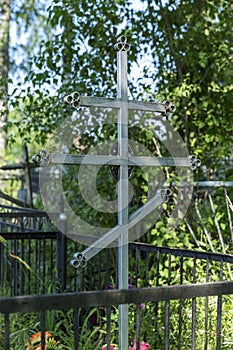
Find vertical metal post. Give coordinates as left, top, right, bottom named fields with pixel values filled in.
left=117, top=47, right=129, bottom=349
left=56, top=215, right=67, bottom=292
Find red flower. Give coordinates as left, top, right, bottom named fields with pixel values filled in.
left=24, top=332, right=56, bottom=350
left=102, top=341, right=150, bottom=350
left=129, top=340, right=150, bottom=349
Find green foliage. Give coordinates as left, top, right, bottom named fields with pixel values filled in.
left=8, top=0, right=233, bottom=161
left=5, top=0, right=233, bottom=251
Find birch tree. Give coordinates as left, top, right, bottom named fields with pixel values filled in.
left=0, top=0, right=10, bottom=160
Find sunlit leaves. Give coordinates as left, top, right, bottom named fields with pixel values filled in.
left=8, top=0, right=233, bottom=168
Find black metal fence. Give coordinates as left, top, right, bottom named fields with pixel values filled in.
left=1, top=281, right=233, bottom=350
left=1, top=205, right=233, bottom=349
left=2, top=224, right=233, bottom=297
left=0, top=205, right=67, bottom=295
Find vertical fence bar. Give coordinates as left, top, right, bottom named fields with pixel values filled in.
left=178, top=255, right=183, bottom=350
left=9, top=239, right=13, bottom=296
left=145, top=249, right=149, bottom=286
left=40, top=311, right=46, bottom=350
left=135, top=247, right=140, bottom=350
left=164, top=254, right=171, bottom=350
left=28, top=234, right=32, bottom=294
left=216, top=294, right=223, bottom=349
left=136, top=304, right=141, bottom=350
left=50, top=238, right=54, bottom=291
left=216, top=259, right=223, bottom=350
left=56, top=214, right=67, bottom=292
left=42, top=236, right=46, bottom=293
left=81, top=263, right=85, bottom=291
left=73, top=308, right=79, bottom=350
left=36, top=239, right=40, bottom=293
left=117, top=41, right=129, bottom=350
left=0, top=240, right=3, bottom=294
left=106, top=248, right=110, bottom=290
left=106, top=306, right=111, bottom=349
left=98, top=252, right=101, bottom=290
left=13, top=235, right=18, bottom=296
left=191, top=257, right=197, bottom=350
left=155, top=250, right=160, bottom=348
left=204, top=258, right=209, bottom=350
left=135, top=246, right=139, bottom=286
left=156, top=250, right=160, bottom=286
left=73, top=243, right=77, bottom=292
left=4, top=313, right=10, bottom=350
left=90, top=259, right=93, bottom=290
left=39, top=239, right=42, bottom=292
left=20, top=238, right=25, bottom=295
left=58, top=231, right=67, bottom=291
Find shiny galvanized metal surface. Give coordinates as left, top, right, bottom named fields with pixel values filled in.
left=30, top=36, right=201, bottom=350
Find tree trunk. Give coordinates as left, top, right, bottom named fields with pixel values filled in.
left=0, top=0, right=10, bottom=160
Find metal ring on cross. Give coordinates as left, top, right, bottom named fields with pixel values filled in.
left=32, top=150, right=50, bottom=167
left=114, top=35, right=130, bottom=52
left=64, top=91, right=81, bottom=110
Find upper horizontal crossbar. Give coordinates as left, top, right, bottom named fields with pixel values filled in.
left=75, top=96, right=166, bottom=113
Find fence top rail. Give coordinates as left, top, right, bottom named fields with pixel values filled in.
left=0, top=211, right=58, bottom=219
left=0, top=204, right=42, bottom=212
left=0, top=232, right=58, bottom=239
left=129, top=242, right=233, bottom=264
left=1, top=281, right=233, bottom=314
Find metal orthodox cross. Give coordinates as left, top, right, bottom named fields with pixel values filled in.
left=33, top=36, right=200, bottom=350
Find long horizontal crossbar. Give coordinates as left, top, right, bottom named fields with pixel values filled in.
left=50, top=154, right=194, bottom=167
left=71, top=189, right=169, bottom=266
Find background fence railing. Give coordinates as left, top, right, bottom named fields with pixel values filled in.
left=0, top=205, right=67, bottom=295
left=1, top=205, right=233, bottom=297
left=2, top=232, right=233, bottom=296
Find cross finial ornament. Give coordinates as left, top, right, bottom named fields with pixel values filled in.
left=114, top=35, right=131, bottom=51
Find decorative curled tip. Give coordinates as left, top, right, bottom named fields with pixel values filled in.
left=64, top=91, right=80, bottom=110
left=114, top=35, right=130, bottom=52
left=188, top=155, right=201, bottom=170
left=71, top=252, right=87, bottom=268
left=163, top=100, right=176, bottom=116
left=32, top=150, right=50, bottom=167
left=159, top=188, right=172, bottom=203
